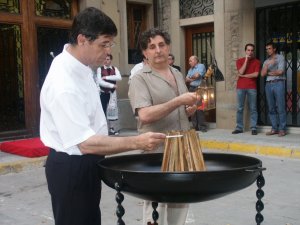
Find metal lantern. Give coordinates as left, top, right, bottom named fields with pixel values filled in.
left=196, top=67, right=216, bottom=111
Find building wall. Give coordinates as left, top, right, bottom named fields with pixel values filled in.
left=215, top=0, right=256, bottom=129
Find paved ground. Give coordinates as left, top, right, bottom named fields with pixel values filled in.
left=0, top=128, right=299, bottom=224
left=0, top=128, right=299, bottom=175
left=0, top=151, right=299, bottom=225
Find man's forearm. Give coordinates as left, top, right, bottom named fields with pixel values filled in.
left=268, top=70, right=284, bottom=76
left=137, top=98, right=181, bottom=124
left=79, top=135, right=140, bottom=155
left=238, top=59, right=248, bottom=75
left=79, top=133, right=165, bottom=155
left=138, top=101, right=179, bottom=124
left=261, top=65, right=268, bottom=77
left=242, top=72, right=259, bottom=78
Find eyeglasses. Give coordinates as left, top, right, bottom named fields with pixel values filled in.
left=100, top=42, right=116, bottom=49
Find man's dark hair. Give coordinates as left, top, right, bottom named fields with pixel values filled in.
left=265, top=41, right=277, bottom=50
left=106, top=54, right=113, bottom=60
left=244, top=43, right=255, bottom=51
left=139, top=28, right=171, bottom=50
left=69, top=7, right=117, bottom=44
left=169, top=53, right=175, bottom=60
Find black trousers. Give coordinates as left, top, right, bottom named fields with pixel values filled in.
left=188, top=86, right=206, bottom=130
left=45, top=149, right=104, bottom=225
left=100, top=92, right=111, bottom=116
left=192, top=110, right=206, bottom=130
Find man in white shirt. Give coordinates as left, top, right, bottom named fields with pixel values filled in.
left=129, top=55, right=148, bottom=82
left=40, top=7, right=165, bottom=225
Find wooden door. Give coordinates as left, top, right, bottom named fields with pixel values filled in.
left=185, top=23, right=216, bottom=122
left=127, top=3, right=148, bottom=64
left=0, top=1, right=78, bottom=141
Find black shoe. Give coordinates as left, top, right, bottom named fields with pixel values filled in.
left=200, top=127, right=207, bottom=132
left=251, top=130, right=258, bottom=135
left=232, top=129, right=243, bottom=134
left=109, top=128, right=116, bottom=135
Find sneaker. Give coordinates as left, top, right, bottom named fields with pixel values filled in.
left=278, top=131, right=286, bottom=137
left=266, top=130, right=278, bottom=136
left=251, top=130, right=258, bottom=135
left=232, top=129, right=243, bottom=134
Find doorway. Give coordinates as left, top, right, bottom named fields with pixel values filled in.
left=256, top=2, right=300, bottom=128
left=185, top=23, right=216, bottom=122
left=0, top=1, right=78, bottom=141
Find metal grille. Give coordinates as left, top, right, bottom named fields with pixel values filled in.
left=191, top=31, right=215, bottom=85
left=0, top=0, right=19, bottom=13
left=0, top=24, right=24, bottom=131
left=256, top=2, right=300, bottom=127
left=35, top=0, right=72, bottom=19
left=180, top=0, right=214, bottom=19
left=192, top=32, right=214, bottom=69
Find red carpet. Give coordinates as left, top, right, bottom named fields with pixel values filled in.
left=0, top=138, right=49, bottom=158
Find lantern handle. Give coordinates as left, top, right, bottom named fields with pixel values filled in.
left=207, top=40, right=224, bottom=82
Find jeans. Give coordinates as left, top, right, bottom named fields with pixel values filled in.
left=265, top=81, right=287, bottom=131
left=235, top=89, right=257, bottom=131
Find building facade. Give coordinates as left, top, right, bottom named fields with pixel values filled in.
left=0, top=0, right=299, bottom=141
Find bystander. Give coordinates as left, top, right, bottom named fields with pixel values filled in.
left=232, top=43, right=260, bottom=135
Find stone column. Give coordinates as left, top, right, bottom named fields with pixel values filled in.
left=214, top=0, right=255, bottom=130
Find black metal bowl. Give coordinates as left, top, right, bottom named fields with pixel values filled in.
left=98, top=152, right=264, bottom=203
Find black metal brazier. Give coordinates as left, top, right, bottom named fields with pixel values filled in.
left=98, top=152, right=265, bottom=224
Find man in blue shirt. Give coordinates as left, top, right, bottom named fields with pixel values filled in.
left=261, top=42, right=287, bottom=137
left=186, top=55, right=207, bottom=132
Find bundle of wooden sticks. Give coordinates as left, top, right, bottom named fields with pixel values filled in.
left=161, top=129, right=206, bottom=172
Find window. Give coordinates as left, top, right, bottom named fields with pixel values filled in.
left=127, top=3, right=147, bottom=64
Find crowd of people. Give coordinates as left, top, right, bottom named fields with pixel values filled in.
left=39, top=6, right=288, bottom=225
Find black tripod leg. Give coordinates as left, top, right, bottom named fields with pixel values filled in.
left=115, top=182, right=125, bottom=225
left=147, top=202, right=159, bottom=225
left=255, top=172, right=265, bottom=225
